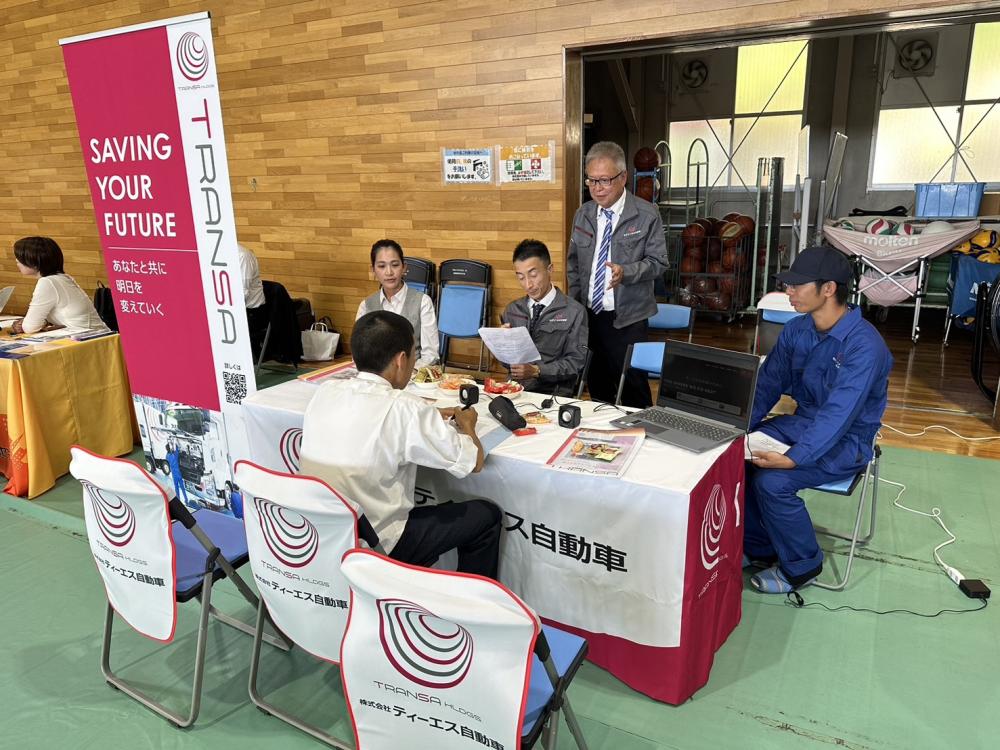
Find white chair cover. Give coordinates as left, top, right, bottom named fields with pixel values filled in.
left=235, top=460, right=358, bottom=663
left=70, top=446, right=177, bottom=642
left=340, top=549, right=539, bottom=750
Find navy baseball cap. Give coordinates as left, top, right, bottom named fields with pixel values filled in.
left=775, top=245, right=852, bottom=285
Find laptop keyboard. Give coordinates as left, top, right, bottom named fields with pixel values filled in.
left=636, top=409, right=734, bottom=441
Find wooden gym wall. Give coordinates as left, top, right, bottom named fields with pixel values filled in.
left=0, top=0, right=986, bottom=352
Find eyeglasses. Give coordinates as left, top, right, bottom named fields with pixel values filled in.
left=584, top=170, right=624, bottom=188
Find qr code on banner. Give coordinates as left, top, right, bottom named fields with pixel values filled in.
left=223, top=371, right=247, bottom=404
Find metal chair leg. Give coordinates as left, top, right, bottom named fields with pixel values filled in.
left=813, top=454, right=879, bottom=591
left=247, top=600, right=353, bottom=748
left=101, top=570, right=216, bottom=727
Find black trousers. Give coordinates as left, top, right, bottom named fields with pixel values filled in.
left=586, top=311, right=652, bottom=408
left=389, top=499, right=502, bottom=580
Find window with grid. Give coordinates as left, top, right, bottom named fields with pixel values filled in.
left=668, top=40, right=807, bottom=190
left=871, top=22, right=1000, bottom=188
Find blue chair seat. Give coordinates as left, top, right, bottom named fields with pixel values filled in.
left=649, top=303, right=691, bottom=331
left=173, top=511, right=249, bottom=602
left=814, top=472, right=863, bottom=496
left=521, top=625, right=587, bottom=740
left=761, top=309, right=802, bottom=324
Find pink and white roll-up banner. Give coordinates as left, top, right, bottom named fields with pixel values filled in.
left=60, top=13, right=255, bottom=515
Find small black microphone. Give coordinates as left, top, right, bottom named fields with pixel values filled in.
left=488, top=395, right=526, bottom=431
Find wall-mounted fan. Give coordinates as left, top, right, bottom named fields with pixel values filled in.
left=893, top=33, right=937, bottom=77
left=680, top=59, right=708, bottom=89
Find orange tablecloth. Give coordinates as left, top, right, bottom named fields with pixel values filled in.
left=0, top=334, right=137, bottom=498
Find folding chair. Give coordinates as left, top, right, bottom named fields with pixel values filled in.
left=235, top=460, right=380, bottom=747
left=69, top=446, right=288, bottom=728
left=340, top=550, right=589, bottom=750
left=649, top=303, right=695, bottom=342
left=808, top=444, right=881, bottom=591
left=437, top=259, right=491, bottom=371
left=753, top=291, right=803, bottom=355
left=615, top=342, right=664, bottom=406
left=256, top=280, right=303, bottom=376
left=404, top=257, right=437, bottom=302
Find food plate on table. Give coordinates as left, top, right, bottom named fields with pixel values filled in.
left=411, top=365, right=444, bottom=390
left=437, top=375, right=476, bottom=394
left=523, top=411, right=551, bottom=425
left=484, top=378, right=524, bottom=399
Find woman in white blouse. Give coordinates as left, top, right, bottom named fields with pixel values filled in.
left=11, top=236, right=108, bottom=335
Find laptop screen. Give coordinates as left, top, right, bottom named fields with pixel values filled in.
left=656, top=341, right=760, bottom=430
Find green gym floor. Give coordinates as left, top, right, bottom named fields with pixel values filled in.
left=0, top=362, right=996, bottom=748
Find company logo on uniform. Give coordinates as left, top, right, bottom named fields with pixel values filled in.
left=176, top=32, right=209, bottom=81
left=378, top=599, right=474, bottom=689
left=279, top=428, right=302, bottom=473
left=255, top=498, right=318, bottom=568
left=83, top=481, right=136, bottom=547
left=700, top=484, right=727, bottom=570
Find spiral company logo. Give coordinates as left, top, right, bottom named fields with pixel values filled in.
left=83, top=481, right=136, bottom=547
left=378, top=599, right=474, bottom=689
left=175, top=32, right=209, bottom=81
left=255, top=498, right=319, bottom=568
left=700, top=484, right=727, bottom=571
left=279, top=428, right=302, bottom=473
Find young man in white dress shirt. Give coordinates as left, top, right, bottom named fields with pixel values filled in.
left=300, top=310, right=502, bottom=579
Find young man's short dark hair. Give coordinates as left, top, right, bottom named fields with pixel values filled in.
left=352, top=310, right=414, bottom=373
left=13, top=236, right=65, bottom=276
left=815, top=280, right=850, bottom=306
left=370, top=239, right=404, bottom=266
left=512, top=239, right=551, bottom=266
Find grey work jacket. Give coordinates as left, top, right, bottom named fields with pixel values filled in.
left=566, top=192, right=668, bottom=329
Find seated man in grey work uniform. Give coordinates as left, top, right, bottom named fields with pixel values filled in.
left=500, top=239, right=588, bottom=396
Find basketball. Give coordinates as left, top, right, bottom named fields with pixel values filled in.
left=708, top=260, right=723, bottom=274
left=683, top=242, right=705, bottom=260
left=865, top=218, right=897, bottom=235
left=719, top=275, right=736, bottom=295
left=969, top=230, right=999, bottom=250
left=680, top=255, right=702, bottom=274
left=719, top=221, right=743, bottom=241
left=921, top=220, right=954, bottom=235
left=722, top=246, right=741, bottom=270
left=735, top=215, right=756, bottom=236
left=706, top=238, right=722, bottom=263
left=635, top=176, right=656, bottom=202
left=682, top=222, right=706, bottom=241
left=703, top=216, right=722, bottom=235
left=677, top=287, right=699, bottom=307
left=894, top=222, right=915, bottom=236
left=691, top=275, right=717, bottom=294
left=722, top=212, right=741, bottom=222
left=633, top=147, right=660, bottom=171
left=693, top=218, right=714, bottom=235
left=705, top=292, right=732, bottom=311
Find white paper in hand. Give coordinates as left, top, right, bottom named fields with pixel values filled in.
left=745, top=431, right=791, bottom=460
left=478, top=326, right=541, bottom=365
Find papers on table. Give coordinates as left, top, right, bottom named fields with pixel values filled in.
left=478, top=326, right=541, bottom=365
left=299, top=360, right=358, bottom=384
left=545, top=427, right=645, bottom=478
left=744, top=431, right=791, bottom=460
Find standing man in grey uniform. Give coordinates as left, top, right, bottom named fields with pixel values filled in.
left=500, top=239, right=587, bottom=396
left=567, top=141, right=668, bottom=407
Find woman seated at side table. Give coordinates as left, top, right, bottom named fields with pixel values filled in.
left=355, top=238, right=439, bottom=369
left=10, top=236, right=108, bottom=335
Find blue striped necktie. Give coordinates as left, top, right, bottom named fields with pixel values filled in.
left=592, top=207, right=614, bottom=312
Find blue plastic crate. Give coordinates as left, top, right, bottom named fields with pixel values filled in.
left=914, top=182, right=985, bottom=218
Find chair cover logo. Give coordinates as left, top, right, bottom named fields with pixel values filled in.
left=378, top=599, right=474, bottom=689
left=700, top=484, right=727, bottom=570
left=279, top=428, right=302, bottom=473
left=175, top=31, right=208, bottom=81
left=83, top=481, right=136, bottom=547
left=254, top=497, right=319, bottom=568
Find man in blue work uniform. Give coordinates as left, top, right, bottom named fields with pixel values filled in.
left=165, top=442, right=192, bottom=508
left=745, top=246, right=892, bottom=594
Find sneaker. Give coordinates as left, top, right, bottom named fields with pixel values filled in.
left=749, top=565, right=816, bottom=594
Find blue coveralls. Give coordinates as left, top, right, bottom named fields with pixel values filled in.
left=745, top=305, right=892, bottom=585
left=166, top=449, right=190, bottom=505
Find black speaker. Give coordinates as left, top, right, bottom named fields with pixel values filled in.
left=558, top=404, right=581, bottom=428
left=488, top=395, right=526, bottom=431
left=459, top=383, right=479, bottom=408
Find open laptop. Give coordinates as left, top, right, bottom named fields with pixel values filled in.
left=0, top=286, right=16, bottom=327
left=610, top=340, right=760, bottom=453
